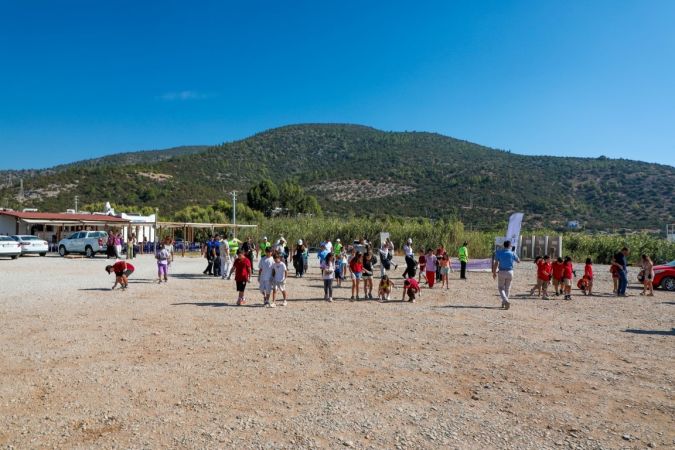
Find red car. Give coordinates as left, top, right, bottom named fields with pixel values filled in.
left=639, top=260, right=675, bottom=291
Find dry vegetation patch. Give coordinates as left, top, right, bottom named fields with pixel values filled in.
left=309, top=179, right=416, bottom=202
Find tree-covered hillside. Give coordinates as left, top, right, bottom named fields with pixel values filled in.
left=1, top=124, right=673, bottom=231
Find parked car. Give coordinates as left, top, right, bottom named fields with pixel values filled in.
left=0, top=236, right=22, bottom=259
left=651, top=260, right=675, bottom=291
left=11, top=235, right=49, bottom=256
left=57, top=231, right=108, bottom=258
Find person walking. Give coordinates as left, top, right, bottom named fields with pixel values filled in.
left=127, top=233, right=136, bottom=259
left=640, top=254, right=655, bottom=296
left=321, top=252, right=336, bottom=302
left=202, top=236, right=215, bottom=275
left=614, top=247, right=630, bottom=297
left=402, top=238, right=416, bottom=279
left=458, top=241, right=468, bottom=280
left=220, top=237, right=231, bottom=280
left=492, top=240, right=520, bottom=309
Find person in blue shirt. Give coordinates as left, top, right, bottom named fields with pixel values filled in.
left=492, top=240, right=520, bottom=309
left=211, top=234, right=222, bottom=277
left=202, top=236, right=216, bottom=275
left=614, top=247, right=630, bottom=296
left=317, top=243, right=329, bottom=265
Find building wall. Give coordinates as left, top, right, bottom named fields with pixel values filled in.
left=0, top=215, right=17, bottom=235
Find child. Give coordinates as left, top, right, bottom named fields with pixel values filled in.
left=320, top=252, right=336, bottom=302
left=105, top=260, right=135, bottom=290
left=640, top=254, right=655, bottom=296
left=378, top=274, right=395, bottom=301
left=272, top=252, right=288, bottom=306
left=551, top=257, right=564, bottom=296
left=609, top=256, right=620, bottom=294
left=258, top=247, right=275, bottom=307
left=532, top=255, right=552, bottom=299
left=335, top=251, right=344, bottom=287
left=229, top=250, right=252, bottom=305
left=155, top=244, right=171, bottom=283
left=529, top=256, right=543, bottom=297
left=562, top=256, right=574, bottom=300
left=417, top=249, right=426, bottom=284
left=440, top=254, right=450, bottom=290
left=424, top=248, right=438, bottom=289
left=402, top=277, right=421, bottom=302
left=583, top=258, right=594, bottom=296
left=349, top=252, right=363, bottom=301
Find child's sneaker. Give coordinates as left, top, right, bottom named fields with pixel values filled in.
left=328, top=297, right=333, bottom=302
left=269, top=302, right=277, bottom=308
left=282, top=300, right=288, bottom=306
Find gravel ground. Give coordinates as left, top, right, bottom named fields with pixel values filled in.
left=0, top=254, right=673, bottom=449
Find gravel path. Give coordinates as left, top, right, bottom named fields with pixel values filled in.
left=1, top=254, right=673, bottom=449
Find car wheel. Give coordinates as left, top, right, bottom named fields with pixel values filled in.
left=661, top=277, right=675, bottom=292
left=11, top=255, right=18, bottom=259
left=39, top=253, right=46, bottom=256
left=58, top=245, right=67, bottom=257
left=85, top=246, right=94, bottom=258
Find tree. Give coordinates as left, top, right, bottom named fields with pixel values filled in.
left=246, top=179, right=279, bottom=216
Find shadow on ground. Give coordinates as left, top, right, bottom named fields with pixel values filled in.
left=623, top=328, right=675, bottom=336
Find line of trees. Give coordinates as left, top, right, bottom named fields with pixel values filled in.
left=246, top=179, right=322, bottom=217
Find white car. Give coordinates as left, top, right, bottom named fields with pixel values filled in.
left=0, top=236, right=22, bottom=259
left=58, top=230, right=108, bottom=257
left=11, top=235, right=49, bottom=256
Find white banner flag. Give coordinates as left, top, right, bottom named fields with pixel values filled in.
left=505, top=213, right=524, bottom=247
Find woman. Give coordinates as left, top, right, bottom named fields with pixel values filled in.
left=641, top=254, right=655, bottom=296
left=362, top=251, right=376, bottom=299
left=114, top=232, right=123, bottom=259
left=293, top=240, right=306, bottom=277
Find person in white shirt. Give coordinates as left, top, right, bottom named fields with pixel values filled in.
left=320, top=252, right=336, bottom=302
left=220, top=237, right=231, bottom=280
left=271, top=253, right=288, bottom=306
left=258, top=247, right=275, bottom=307
left=324, top=239, right=333, bottom=254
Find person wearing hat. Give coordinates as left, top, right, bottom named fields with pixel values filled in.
left=334, top=238, right=343, bottom=256
left=402, top=238, right=417, bottom=279
left=258, top=236, right=270, bottom=259
left=293, top=239, right=307, bottom=277
left=458, top=241, right=469, bottom=280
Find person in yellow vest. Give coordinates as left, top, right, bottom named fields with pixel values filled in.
left=458, top=241, right=469, bottom=280
left=258, top=236, right=271, bottom=259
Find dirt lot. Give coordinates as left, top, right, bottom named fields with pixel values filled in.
left=0, top=254, right=673, bottom=449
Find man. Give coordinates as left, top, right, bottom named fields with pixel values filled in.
left=458, top=241, right=469, bottom=280
left=106, top=260, right=135, bottom=290
left=324, top=238, right=333, bottom=254
left=492, top=240, right=520, bottom=309
left=402, top=238, right=416, bottom=279
left=211, top=234, right=222, bottom=277
left=241, top=236, right=255, bottom=269
left=333, top=238, right=343, bottom=256
left=202, top=235, right=215, bottom=275
left=258, top=236, right=270, bottom=259
left=615, top=247, right=630, bottom=297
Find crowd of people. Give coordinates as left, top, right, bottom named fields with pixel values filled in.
left=103, top=233, right=657, bottom=309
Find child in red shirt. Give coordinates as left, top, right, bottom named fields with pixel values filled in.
left=562, top=256, right=574, bottom=300
left=417, top=250, right=426, bottom=284
left=583, top=258, right=594, bottom=296
left=551, top=257, right=565, bottom=296
left=530, top=255, right=552, bottom=299
left=402, top=277, right=421, bottom=302
left=609, top=256, right=619, bottom=294
left=229, top=250, right=252, bottom=305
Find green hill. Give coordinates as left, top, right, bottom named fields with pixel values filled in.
left=1, top=124, right=673, bottom=231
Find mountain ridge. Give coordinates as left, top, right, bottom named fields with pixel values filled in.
left=1, top=123, right=673, bottom=231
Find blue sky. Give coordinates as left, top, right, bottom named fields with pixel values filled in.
left=1, top=0, right=674, bottom=169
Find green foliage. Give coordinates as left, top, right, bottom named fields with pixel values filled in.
left=246, top=179, right=279, bottom=215
left=563, top=233, right=675, bottom=265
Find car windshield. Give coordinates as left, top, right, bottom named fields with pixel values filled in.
left=0, top=236, right=13, bottom=241
left=665, top=260, right=675, bottom=267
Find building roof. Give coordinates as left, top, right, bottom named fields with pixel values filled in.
left=0, top=210, right=129, bottom=223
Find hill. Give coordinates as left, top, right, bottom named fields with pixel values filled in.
left=1, top=124, right=673, bottom=231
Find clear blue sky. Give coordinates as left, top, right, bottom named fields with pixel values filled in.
left=1, top=0, right=674, bottom=169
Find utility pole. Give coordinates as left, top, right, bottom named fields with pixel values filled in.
left=74, top=195, right=79, bottom=213
left=19, top=178, right=24, bottom=202
left=230, top=191, right=237, bottom=239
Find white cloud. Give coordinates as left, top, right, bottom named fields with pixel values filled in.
left=158, top=90, right=211, bottom=101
